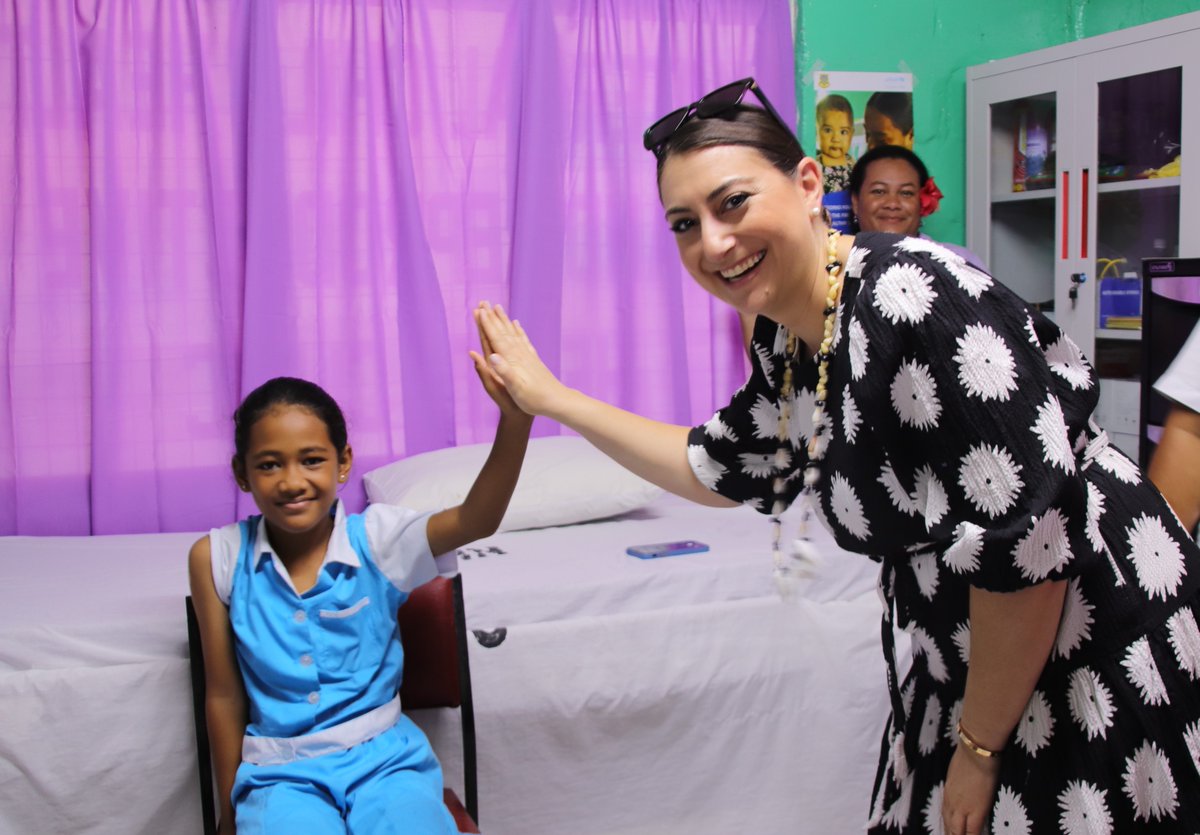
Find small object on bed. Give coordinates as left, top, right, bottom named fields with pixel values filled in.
left=625, top=540, right=710, bottom=559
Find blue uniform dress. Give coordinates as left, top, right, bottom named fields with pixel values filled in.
left=209, top=501, right=459, bottom=835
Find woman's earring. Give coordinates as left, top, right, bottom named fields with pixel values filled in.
left=811, top=205, right=821, bottom=217
left=338, top=474, right=346, bottom=482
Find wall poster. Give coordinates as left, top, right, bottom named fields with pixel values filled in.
left=813, top=71, right=914, bottom=232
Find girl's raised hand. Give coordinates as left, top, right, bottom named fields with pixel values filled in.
left=473, top=302, right=568, bottom=418
left=469, top=308, right=527, bottom=419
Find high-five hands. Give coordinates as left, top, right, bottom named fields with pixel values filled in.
left=473, top=302, right=569, bottom=418
left=469, top=305, right=528, bottom=421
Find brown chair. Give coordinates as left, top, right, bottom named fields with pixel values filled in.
left=185, top=574, right=480, bottom=833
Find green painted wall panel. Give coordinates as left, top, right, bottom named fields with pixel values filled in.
left=794, top=0, right=1200, bottom=246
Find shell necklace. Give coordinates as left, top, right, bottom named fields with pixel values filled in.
left=771, top=227, right=843, bottom=598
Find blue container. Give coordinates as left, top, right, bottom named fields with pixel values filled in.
left=1098, top=276, right=1142, bottom=327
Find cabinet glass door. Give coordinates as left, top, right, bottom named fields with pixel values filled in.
left=966, top=68, right=1074, bottom=320
left=1079, top=31, right=1196, bottom=460
left=1094, top=66, right=1182, bottom=338
left=988, top=94, right=1059, bottom=311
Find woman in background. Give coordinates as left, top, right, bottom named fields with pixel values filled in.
left=849, top=144, right=985, bottom=272
left=475, top=78, right=1200, bottom=834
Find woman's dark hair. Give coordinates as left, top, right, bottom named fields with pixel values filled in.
left=864, top=92, right=914, bottom=136
left=233, top=376, right=348, bottom=464
left=848, top=144, right=929, bottom=197
left=655, top=104, right=805, bottom=184
left=847, top=145, right=929, bottom=234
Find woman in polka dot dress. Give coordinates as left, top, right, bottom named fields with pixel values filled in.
left=475, top=86, right=1200, bottom=834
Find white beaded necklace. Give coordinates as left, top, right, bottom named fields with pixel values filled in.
left=771, top=226, right=843, bottom=598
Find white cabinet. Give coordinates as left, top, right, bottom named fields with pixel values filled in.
left=967, top=12, right=1200, bottom=458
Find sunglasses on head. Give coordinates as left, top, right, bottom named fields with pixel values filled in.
left=642, top=77, right=793, bottom=158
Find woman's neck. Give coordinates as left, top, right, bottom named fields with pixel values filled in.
left=780, top=229, right=854, bottom=358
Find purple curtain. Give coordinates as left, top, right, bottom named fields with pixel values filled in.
left=0, top=0, right=796, bottom=535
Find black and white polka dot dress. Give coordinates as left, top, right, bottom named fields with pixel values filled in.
left=688, top=232, right=1200, bottom=832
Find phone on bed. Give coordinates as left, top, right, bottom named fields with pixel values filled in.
left=625, top=540, right=710, bottom=559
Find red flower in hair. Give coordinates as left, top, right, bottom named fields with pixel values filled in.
left=920, top=177, right=944, bottom=217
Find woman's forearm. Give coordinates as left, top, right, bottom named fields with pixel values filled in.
left=958, top=580, right=1066, bottom=751
left=547, top=387, right=736, bottom=507
left=474, top=302, right=734, bottom=508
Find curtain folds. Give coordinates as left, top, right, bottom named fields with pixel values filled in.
left=0, top=0, right=796, bottom=534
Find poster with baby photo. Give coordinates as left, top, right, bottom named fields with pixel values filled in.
left=814, top=71, right=913, bottom=232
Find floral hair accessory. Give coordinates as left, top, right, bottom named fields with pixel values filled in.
left=919, top=177, right=943, bottom=217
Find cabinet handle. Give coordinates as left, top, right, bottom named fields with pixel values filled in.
left=1061, top=170, right=1070, bottom=260
left=1080, top=168, right=1089, bottom=259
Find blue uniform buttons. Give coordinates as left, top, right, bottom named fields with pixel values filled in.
left=300, top=654, right=313, bottom=667
left=307, top=691, right=320, bottom=705
left=294, top=610, right=306, bottom=623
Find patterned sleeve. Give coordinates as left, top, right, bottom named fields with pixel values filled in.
left=686, top=314, right=807, bottom=513
left=848, top=237, right=1103, bottom=591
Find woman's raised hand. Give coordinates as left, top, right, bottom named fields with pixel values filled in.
left=469, top=305, right=527, bottom=419
left=473, top=302, right=569, bottom=418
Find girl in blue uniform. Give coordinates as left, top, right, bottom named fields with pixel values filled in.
left=189, top=320, right=531, bottom=834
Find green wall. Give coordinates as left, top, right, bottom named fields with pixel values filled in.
left=794, top=0, right=1200, bottom=245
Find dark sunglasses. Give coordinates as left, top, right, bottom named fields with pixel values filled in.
left=642, top=77, right=793, bottom=158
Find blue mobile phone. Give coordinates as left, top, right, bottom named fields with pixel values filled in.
left=625, top=540, right=710, bottom=559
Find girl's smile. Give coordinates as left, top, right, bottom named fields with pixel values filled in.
left=237, top=404, right=352, bottom=545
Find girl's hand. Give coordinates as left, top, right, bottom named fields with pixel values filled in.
left=942, top=745, right=1000, bottom=835
left=473, top=302, right=570, bottom=418
left=469, top=308, right=527, bottom=420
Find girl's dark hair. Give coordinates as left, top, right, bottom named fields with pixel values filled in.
left=655, top=104, right=805, bottom=184
left=233, top=376, right=348, bottom=464
left=864, top=92, right=914, bottom=136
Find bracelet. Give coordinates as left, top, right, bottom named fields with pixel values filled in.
left=956, top=720, right=1003, bottom=758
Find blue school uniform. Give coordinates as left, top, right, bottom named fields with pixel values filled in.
left=209, top=501, right=459, bottom=834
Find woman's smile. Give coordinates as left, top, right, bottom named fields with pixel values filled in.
left=659, top=145, right=820, bottom=329
left=720, top=250, right=766, bottom=283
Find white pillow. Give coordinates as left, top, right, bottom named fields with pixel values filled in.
left=362, top=435, right=664, bottom=532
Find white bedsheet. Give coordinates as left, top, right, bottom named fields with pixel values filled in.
left=460, top=493, right=880, bottom=629
left=457, top=593, right=894, bottom=835
left=0, top=497, right=900, bottom=835
left=0, top=531, right=202, bottom=835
